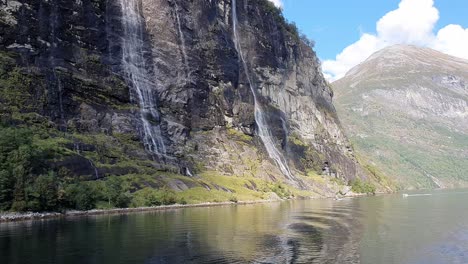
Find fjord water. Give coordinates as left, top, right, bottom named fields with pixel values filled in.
left=2, top=189, right=468, bottom=264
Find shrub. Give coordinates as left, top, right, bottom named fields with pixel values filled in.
left=0, top=67, right=34, bottom=114
left=270, top=183, right=291, bottom=199
left=102, top=177, right=131, bottom=208
left=179, top=198, right=187, bottom=205
left=0, top=125, right=50, bottom=211
left=300, top=34, right=315, bottom=49
left=229, top=195, right=238, bottom=203
left=143, top=188, right=162, bottom=207
left=350, top=179, right=376, bottom=194
left=227, top=128, right=252, bottom=142
left=131, top=187, right=178, bottom=207
left=159, top=187, right=177, bottom=205
left=28, top=172, right=58, bottom=211
left=65, top=183, right=97, bottom=210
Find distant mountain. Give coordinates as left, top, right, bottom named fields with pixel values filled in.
left=333, top=45, right=468, bottom=189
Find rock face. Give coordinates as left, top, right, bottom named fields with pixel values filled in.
left=0, top=0, right=368, bottom=197
left=333, top=45, right=468, bottom=189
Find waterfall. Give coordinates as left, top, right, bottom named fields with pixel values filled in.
left=119, top=0, right=167, bottom=157
left=185, top=168, right=194, bottom=177
left=174, top=1, right=189, bottom=76
left=52, top=69, right=65, bottom=130
left=431, top=176, right=442, bottom=188
left=231, top=0, right=295, bottom=181
left=73, top=141, right=99, bottom=179
left=88, top=159, right=100, bottom=180
left=49, top=1, right=66, bottom=131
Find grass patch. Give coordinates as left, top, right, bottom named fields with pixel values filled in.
left=176, top=187, right=234, bottom=204
left=289, top=133, right=308, bottom=147
left=131, top=187, right=183, bottom=207
left=306, top=170, right=326, bottom=185
left=227, top=128, right=252, bottom=142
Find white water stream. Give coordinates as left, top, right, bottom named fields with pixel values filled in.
left=231, top=0, right=295, bottom=182
left=174, top=1, right=189, bottom=76
left=119, top=0, right=167, bottom=156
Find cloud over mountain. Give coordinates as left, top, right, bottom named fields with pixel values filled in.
left=322, top=0, right=468, bottom=80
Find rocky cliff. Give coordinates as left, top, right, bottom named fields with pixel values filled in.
left=0, top=0, right=375, bottom=210
left=333, top=45, right=468, bottom=189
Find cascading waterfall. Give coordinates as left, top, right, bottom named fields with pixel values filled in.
left=119, top=0, right=167, bottom=157
left=231, top=0, right=296, bottom=182
left=49, top=1, right=66, bottom=131
left=53, top=69, right=65, bottom=129
left=73, top=142, right=100, bottom=179
left=174, top=1, right=189, bottom=76
left=88, top=160, right=100, bottom=180
left=185, top=168, right=194, bottom=177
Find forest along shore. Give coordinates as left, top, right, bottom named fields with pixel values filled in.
left=0, top=191, right=371, bottom=223
left=0, top=200, right=281, bottom=223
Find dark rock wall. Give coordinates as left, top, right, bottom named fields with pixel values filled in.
left=0, top=0, right=367, bottom=188
left=141, top=0, right=363, bottom=180
left=0, top=0, right=132, bottom=133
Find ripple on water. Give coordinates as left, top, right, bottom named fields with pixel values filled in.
left=3, top=190, right=468, bottom=264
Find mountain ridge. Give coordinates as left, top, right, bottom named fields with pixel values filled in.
left=344, top=45, right=468, bottom=79
left=333, top=44, right=468, bottom=189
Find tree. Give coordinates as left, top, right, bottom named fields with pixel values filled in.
left=0, top=126, right=35, bottom=211
left=103, top=177, right=131, bottom=208
left=28, top=172, right=58, bottom=211
left=0, top=170, right=14, bottom=210
left=65, top=183, right=96, bottom=211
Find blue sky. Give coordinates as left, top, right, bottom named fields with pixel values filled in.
left=282, top=0, right=400, bottom=59
left=274, top=0, right=468, bottom=80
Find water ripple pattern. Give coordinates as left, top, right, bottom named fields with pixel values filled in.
left=3, top=191, right=468, bottom=263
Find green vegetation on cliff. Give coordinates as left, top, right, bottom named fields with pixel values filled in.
left=349, top=178, right=376, bottom=195
left=0, top=0, right=383, bottom=214
left=0, top=124, right=61, bottom=211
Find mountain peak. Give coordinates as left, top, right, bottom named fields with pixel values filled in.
left=332, top=43, right=468, bottom=189
left=367, top=44, right=446, bottom=62
left=370, top=44, right=417, bottom=57
left=341, top=45, right=468, bottom=80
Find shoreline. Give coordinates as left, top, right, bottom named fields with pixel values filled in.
left=0, top=199, right=280, bottom=223
left=0, top=193, right=370, bottom=223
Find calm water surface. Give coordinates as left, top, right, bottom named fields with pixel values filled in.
left=1, top=189, right=468, bottom=264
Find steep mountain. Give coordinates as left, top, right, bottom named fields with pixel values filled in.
left=333, top=45, right=468, bottom=189
left=0, top=0, right=375, bottom=211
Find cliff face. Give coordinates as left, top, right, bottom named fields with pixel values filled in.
left=0, top=0, right=371, bottom=206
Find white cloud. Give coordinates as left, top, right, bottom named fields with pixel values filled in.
left=323, top=0, right=468, bottom=81
left=323, top=34, right=385, bottom=81
left=433, top=24, right=468, bottom=59
left=268, top=0, right=283, bottom=8
left=376, top=0, right=438, bottom=45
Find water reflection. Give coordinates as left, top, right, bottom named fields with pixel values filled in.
left=0, top=200, right=362, bottom=264
left=2, top=190, right=468, bottom=263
